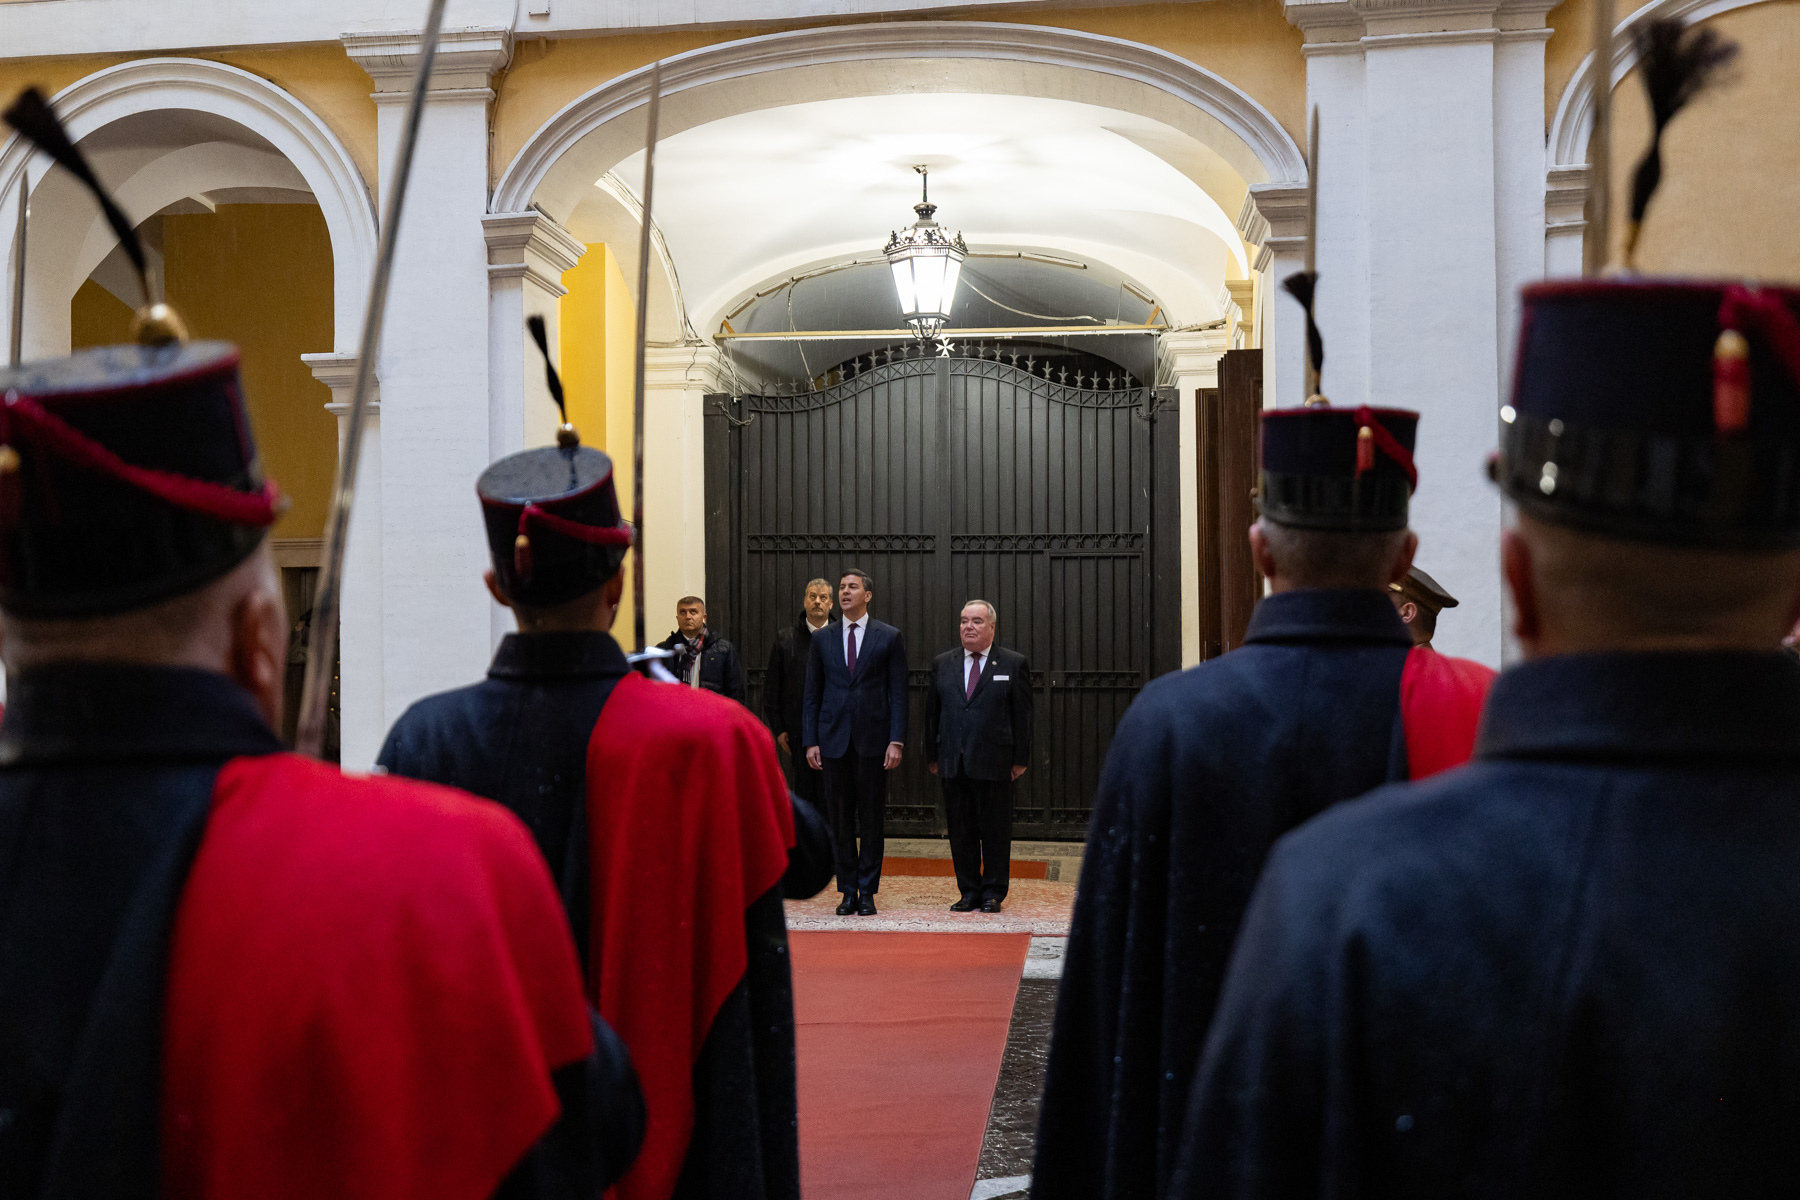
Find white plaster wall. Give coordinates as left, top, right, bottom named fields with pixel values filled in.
left=1307, top=48, right=1372, bottom=411
left=1365, top=39, right=1504, bottom=665
left=375, top=88, right=499, bottom=731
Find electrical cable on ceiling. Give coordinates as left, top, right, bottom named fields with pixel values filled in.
left=960, top=270, right=1110, bottom=325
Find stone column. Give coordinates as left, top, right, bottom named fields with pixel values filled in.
left=343, top=26, right=509, bottom=731
left=636, top=344, right=733, bottom=636
left=302, top=352, right=384, bottom=770
left=1157, top=329, right=1232, bottom=668
left=483, top=210, right=586, bottom=648
left=1279, top=0, right=1553, bottom=666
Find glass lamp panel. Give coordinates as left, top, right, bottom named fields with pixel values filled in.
left=940, top=255, right=964, bottom=322
left=911, top=249, right=950, bottom=317
left=889, top=257, right=918, bottom=318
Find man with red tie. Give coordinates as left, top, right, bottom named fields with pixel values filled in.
left=925, top=601, right=1034, bottom=913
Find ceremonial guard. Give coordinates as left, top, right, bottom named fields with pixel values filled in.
left=1032, top=110, right=1488, bottom=1200
left=378, top=318, right=832, bottom=1200
left=1390, top=566, right=1498, bottom=778
left=0, top=90, right=640, bottom=1200
left=1175, top=20, right=1800, bottom=1194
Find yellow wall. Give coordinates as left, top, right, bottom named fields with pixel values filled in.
left=70, top=276, right=132, bottom=346
left=492, top=3, right=1307, bottom=182
left=1545, top=0, right=1597, bottom=131
left=1605, top=0, right=1800, bottom=280
left=160, top=204, right=336, bottom=539
left=560, top=241, right=639, bottom=635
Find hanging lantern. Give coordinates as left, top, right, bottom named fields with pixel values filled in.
left=883, top=167, right=966, bottom=341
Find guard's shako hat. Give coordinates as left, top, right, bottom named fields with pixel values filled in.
left=1495, top=19, right=1800, bottom=548
left=478, top=316, right=632, bottom=607
left=0, top=89, right=279, bottom=617
left=1257, top=107, right=1419, bottom=534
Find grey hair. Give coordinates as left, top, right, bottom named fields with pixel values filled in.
left=963, top=598, right=997, bottom=624
left=804, top=577, right=832, bottom=593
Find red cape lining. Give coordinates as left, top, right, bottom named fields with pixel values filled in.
left=585, top=675, right=795, bottom=1200
left=161, top=753, right=594, bottom=1200
left=1400, top=645, right=1498, bottom=779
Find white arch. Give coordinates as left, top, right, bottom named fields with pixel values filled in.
left=1549, top=0, right=1769, bottom=168
left=493, top=20, right=1307, bottom=219
left=0, top=56, right=375, bottom=352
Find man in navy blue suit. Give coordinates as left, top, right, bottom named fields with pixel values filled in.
left=803, top=568, right=909, bottom=915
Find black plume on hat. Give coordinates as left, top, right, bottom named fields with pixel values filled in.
left=1625, top=18, right=1737, bottom=262
left=5, top=87, right=151, bottom=311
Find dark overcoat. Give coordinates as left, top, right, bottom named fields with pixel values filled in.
left=923, top=645, right=1034, bottom=781
left=0, top=663, right=638, bottom=1200
left=378, top=631, right=832, bottom=1200
left=655, top=628, right=747, bottom=705
left=763, top=614, right=820, bottom=747
left=1032, top=589, right=1413, bottom=1200
left=1176, top=651, right=1800, bottom=1199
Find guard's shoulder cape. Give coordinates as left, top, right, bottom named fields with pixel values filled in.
left=163, top=753, right=593, bottom=1200
left=1400, top=645, right=1497, bottom=778
left=584, top=674, right=795, bottom=1200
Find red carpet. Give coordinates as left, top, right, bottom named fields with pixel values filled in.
left=791, top=931, right=1029, bottom=1200
left=882, top=856, right=1050, bottom=880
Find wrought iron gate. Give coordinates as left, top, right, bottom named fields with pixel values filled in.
left=704, top=346, right=1180, bottom=839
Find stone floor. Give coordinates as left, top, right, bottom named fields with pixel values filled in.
left=786, top=837, right=1080, bottom=934
left=971, top=936, right=1065, bottom=1199
left=784, top=874, right=1074, bottom=934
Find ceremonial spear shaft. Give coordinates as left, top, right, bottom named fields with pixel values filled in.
left=628, top=61, right=663, bottom=660
left=295, top=0, right=448, bottom=759
left=9, top=172, right=24, bottom=367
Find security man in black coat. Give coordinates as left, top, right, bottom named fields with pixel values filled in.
left=764, top=579, right=834, bottom=808
left=1176, top=35, right=1800, bottom=1187
left=1032, top=394, right=1421, bottom=1200
left=656, top=596, right=746, bottom=704
left=925, top=599, right=1033, bottom=913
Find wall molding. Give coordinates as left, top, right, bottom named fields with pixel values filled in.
left=492, top=20, right=1308, bottom=216
left=0, top=57, right=377, bottom=354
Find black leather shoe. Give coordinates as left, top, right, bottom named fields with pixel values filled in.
left=858, top=897, right=878, bottom=917
left=950, top=896, right=979, bottom=912
left=980, top=898, right=1003, bottom=914
left=835, top=896, right=858, bottom=916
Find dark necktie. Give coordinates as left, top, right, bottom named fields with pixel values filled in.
left=847, top=622, right=859, bottom=676
left=967, top=652, right=982, bottom=699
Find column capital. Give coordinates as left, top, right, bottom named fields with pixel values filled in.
left=1156, top=328, right=1231, bottom=389
left=482, top=212, right=586, bottom=298
left=1242, top=184, right=1308, bottom=274
left=1224, top=279, right=1257, bottom=346
left=1286, top=0, right=1554, bottom=49
left=1545, top=164, right=1589, bottom=234
left=646, top=344, right=736, bottom=395
left=303, top=351, right=382, bottom=417
left=342, top=27, right=511, bottom=101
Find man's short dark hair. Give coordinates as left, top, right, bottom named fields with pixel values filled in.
left=840, top=568, right=874, bottom=592
left=1258, top=520, right=1410, bottom=590
left=676, top=595, right=705, bottom=608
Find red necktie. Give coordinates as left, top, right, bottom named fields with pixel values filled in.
left=847, top=622, right=858, bottom=675
left=967, top=653, right=982, bottom=699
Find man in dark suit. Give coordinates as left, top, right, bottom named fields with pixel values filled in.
left=803, top=568, right=909, bottom=916
left=764, top=578, right=834, bottom=809
left=926, top=600, right=1033, bottom=914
